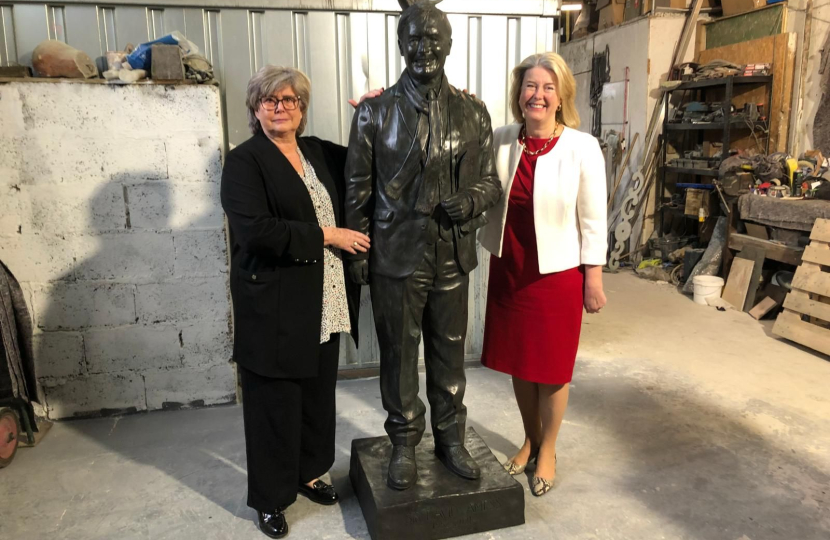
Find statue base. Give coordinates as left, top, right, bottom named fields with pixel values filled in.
left=349, top=427, right=525, bottom=540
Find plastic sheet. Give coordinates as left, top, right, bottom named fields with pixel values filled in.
left=126, top=31, right=198, bottom=70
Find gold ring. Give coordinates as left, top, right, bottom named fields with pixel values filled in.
left=353, top=241, right=358, bottom=247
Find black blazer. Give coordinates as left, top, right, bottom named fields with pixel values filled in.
left=344, top=81, right=502, bottom=279
left=220, top=131, right=359, bottom=379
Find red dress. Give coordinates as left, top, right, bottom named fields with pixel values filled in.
left=480, top=134, right=585, bottom=385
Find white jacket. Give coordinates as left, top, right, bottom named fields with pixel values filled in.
left=478, top=124, right=608, bottom=273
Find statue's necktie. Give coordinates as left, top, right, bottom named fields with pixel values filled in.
left=415, top=89, right=441, bottom=214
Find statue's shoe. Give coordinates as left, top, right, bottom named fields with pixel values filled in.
left=387, top=445, right=417, bottom=490
left=435, top=444, right=481, bottom=480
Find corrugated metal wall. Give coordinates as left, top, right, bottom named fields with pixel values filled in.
left=0, top=1, right=558, bottom=369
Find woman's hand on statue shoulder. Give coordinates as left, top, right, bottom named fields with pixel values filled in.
left=348, top=88, right=385, bottom=108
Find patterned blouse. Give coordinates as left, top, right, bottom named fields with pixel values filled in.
left=297, top=148, right=351, bottom=343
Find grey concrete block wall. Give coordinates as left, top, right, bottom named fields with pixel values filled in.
left=0, top=82, right=234, bottom=419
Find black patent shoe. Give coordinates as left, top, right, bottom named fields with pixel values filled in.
left=258, top=510, right=288, bottom=539
left=387, top=445, right=417, bottom=490
left=435, top=444, right=481, bottom=480
left=298, top=479, right=339, bottom=505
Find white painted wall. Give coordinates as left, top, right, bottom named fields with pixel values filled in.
left=560, top=14, right=695, bottom=250
left=0, top=82, right=235, bottom=419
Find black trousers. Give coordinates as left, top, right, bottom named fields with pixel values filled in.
left=239, top=334, right=340, bottom=512
left=370, top=239, right=469, bottom=447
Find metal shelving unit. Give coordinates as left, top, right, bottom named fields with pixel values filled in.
left=657, top=75, right=773, bottom=233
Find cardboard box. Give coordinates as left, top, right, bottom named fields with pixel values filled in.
left=684, top=188, right=716, bottom=218
left=720, top=0, right=765, bottom=16
left=598, top=3, right=626, bottom=29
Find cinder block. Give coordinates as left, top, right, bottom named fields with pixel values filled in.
left=41, top=372, right=146, bottom=419
left=144, top=364, right=236, bottom=410
left=0, top=233, right=75, bottom=282
left=9, top=83, right=222, bottom=140
left=127, top=182, right=223, bottom=231
left=84, top=325, right=182, bottom=374
left=0, top=137, right=23, bottom=186
left=72, top=233, right=174, bottom=282
left=19, top=183, right=126, bottom=234
left=33, top=331, right=86, bottom=378
left=13, top=84, right=120, bottom=135
left=135, top=278, right=229, bottom=324
left=173, top=230, right=227, bottom=278
left=0, top=86, right=26, bottom=134
left=166, top=136, right=222, bottom=183
left=180, top=319, right=232, bottom=367
left=18, top=136, right=167, bottom=185
left=116, top=85, right=223, bottom=137
left=32, top=282, right=136, bottom=330
left=0, top=183, right=22, bottom=235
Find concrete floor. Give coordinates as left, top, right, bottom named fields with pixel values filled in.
left=2, top=272, right=829, bottom=540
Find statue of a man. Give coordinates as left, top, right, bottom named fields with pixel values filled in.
left=345, top=0, right=502, bottom=490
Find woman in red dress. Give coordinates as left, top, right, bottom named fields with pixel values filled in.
left=478, top=52, right=608, bottom=497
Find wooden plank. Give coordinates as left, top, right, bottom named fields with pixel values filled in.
left=728, top=233, right=803, bottom=266
left=773, top=309, right=830, bottom=356
left=721, top=258, right=755, bottom=310
left=774, top=32, right=797, bottom=153
left=783, top=289, right=830, bottom=322
left=792, top=263, right=830, bottom=297
left=703, top=4, right=786, bottom=49
left=744, top=222, right=769, bottom=240
left=749, top=296, right=779, bottom=320
left=809, top=218, right=830, bottom=243
left=736, top=246, right=766, bottom=311
left=802, top=243, right=830, bottom=267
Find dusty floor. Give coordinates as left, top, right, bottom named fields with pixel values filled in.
left=1, top=272, right=828, bottom=540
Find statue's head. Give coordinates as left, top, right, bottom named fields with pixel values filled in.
left=397, top=1, right=452, bottom=85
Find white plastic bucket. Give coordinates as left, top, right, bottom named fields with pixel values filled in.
left=693, top=275, right=725, bottom=305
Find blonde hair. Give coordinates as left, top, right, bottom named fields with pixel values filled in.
left=246, top=65, right=311, bottom=135
left=509, top=52, right=579, bottom=129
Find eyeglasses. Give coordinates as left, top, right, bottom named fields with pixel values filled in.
left=260, top=96, right=301, bottom=111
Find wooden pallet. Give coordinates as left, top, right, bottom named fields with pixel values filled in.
left=773, top=219, right=830, bottom=355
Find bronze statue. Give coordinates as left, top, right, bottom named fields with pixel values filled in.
left=345, top=0, right=502, bottom=490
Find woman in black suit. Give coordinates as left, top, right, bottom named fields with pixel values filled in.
left=221, top=65, right=372, bottom=539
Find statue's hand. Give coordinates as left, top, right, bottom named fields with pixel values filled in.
left=441, top=192, right=474, bottom=222
left=349, top=259, right=370, bottom=285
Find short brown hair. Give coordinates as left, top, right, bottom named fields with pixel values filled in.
left=509, top=52, right=579, bottom=129
left=246, top=65, right=311, bottom=135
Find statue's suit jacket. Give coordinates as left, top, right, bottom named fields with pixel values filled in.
left=345, top=80, right=502, bottom=279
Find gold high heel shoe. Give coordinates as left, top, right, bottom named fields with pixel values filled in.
left=503, top=449, right=538, bottom=476
left=530, top=454, right=556, bottom=496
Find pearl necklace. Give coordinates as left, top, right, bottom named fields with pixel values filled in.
left=520, top=123, right=560, bottom=156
